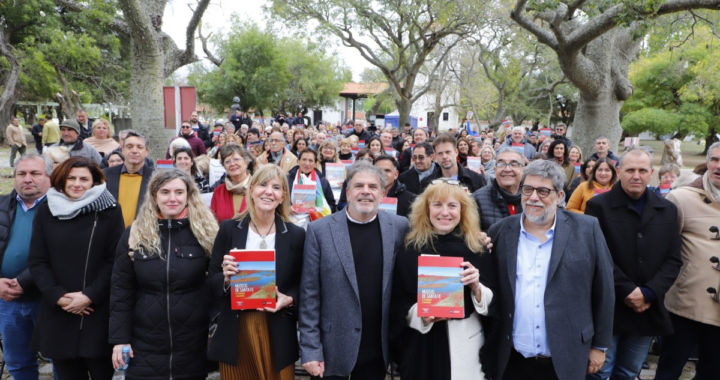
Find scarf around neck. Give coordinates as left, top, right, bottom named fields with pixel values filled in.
left=225, top=175, right=250, bottom=195
left=47, top=183, right=116, bottom=220
left=492, top=178, right=522, bottom=205
left=416, top=162, right=436, bottom=182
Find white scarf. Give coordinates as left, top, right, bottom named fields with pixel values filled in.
left=47, top=183, right=115, bottom=220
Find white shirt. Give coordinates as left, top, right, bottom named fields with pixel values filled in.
left=246, top=228, right=276, bottom=250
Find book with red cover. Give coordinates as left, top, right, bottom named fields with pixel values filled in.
left=156, top=159, right=174, bottom=169
left=511, top=143, right=525, bottom=154
left=573, top=162, right=582, bottom=174
left=229, top=250, right=276, bottom=310
left=417, top=255, right=465, bottom=319
left=467, top=157, right=482, bottom=173
left=341, top=160, right=353, bottom=169
left=379, top=197, right=397, bottom=214
left=594, top=188, right=611, bottom=197
left=291, top=184, right=316, bottom=213
left=658, top=183, right=671, bottom=195
left=539, top=128, right=552, bottom=137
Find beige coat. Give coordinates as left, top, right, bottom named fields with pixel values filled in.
left=665, top=172, right=720, bottom=327
left=255, top=148, right=298, bottom=173
left=6, top=124, right=27, bottom=147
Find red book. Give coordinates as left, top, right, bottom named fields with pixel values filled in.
left=594, top=188, right=611, bottom=197
left=659, top=183, right=671, bottom=195
left=156, top=159, right=174, bottom=169
left=573, top=162, right=582, bottom=174
left=291, top=184, right=316, bottom=213
left=511, top=143, right=525, bottom=154
left=379, top=197, right=397, bottom=214
left=341, top=160, right=353, bottom=169
left=417, top=255, right=465, bottom=319
left=229, top=250, right=276, bottom=310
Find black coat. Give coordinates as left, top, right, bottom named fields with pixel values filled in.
left=398, top=166, right=422, bottom=195
left=196, top=122, right=213, bottom=149
left=109, top=219, right=212, bottom=379
left=472, top=179, right=523, bottom=232
left=207, top=216, right=305, bottom=370
left=420, top=164, right=487, bottom=194
left=286, top=166, right=337, bottom=212
left=585, top=183, right=682, bottom=335
left=345, top=129, right=373, bottom=144
left=386, top=180, right=416, bottom=218
left=0, top=191, right=40, bottom=300
left=390, top=233, right=498, bottom=380
left=103, top=163, right=155, bottom=218
left=28, top=202, right=124, bottom=359
left=398, top=147, right=413, bottom=173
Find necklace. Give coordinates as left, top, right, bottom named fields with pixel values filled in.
left=251, top=219, right=275, bottom=249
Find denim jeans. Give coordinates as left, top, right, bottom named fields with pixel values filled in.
left=586, top=334, right=653, bottom=380
left=0, top=298, right=41, bottom=380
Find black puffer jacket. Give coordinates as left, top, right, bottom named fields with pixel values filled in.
left=110, top=219, right=211, bottom=380
left=472, top=179, right=523, bottom=231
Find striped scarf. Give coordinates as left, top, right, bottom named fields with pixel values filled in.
left=47, top=183, right=117, bottom=220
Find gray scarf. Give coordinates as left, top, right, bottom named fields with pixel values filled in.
left=416, top=162, right=437, bottom=182
left=47, top=183, right=116, bottom=220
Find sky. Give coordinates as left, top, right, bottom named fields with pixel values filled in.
left=162, top=0, right=373, bottom=81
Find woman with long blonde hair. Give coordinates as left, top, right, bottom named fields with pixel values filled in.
left=83, top=118, right=120, bottom=157
left=391, top=182, right=497, bottom=380
left=109, top=169, right=219, bottom=380
left=207, top=165, right=305, bottom=380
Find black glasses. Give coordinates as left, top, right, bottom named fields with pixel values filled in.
left=181, top=125, right=192, bottom=129
left=496, top=161, right=523, bottom=169
left=432, top=178, right=461, bottom=186
left=521, top=185, right=556, bottom=198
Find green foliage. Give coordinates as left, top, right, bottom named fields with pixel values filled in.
left=623, top=26, right=720, bottom=137
left=189, top=21, right=349, bottom=114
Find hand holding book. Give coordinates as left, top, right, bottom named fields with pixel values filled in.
left=460, top=261, right=483, bottom=302
left=258, top=287, right=293, bottom=313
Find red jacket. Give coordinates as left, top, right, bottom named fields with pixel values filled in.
left=165, top=133, right=207, bottom=158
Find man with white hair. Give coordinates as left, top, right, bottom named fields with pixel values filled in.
left=255, top=131, right=298, bottom=173
left=345, top=120, right=373, bottom=142
left=499, top=126, right=537, bottom=161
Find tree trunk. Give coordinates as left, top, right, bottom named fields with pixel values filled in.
left=703, top=127, right=718, bottom=155
left=396, top=98, right=411, bottom=129
left=0, top=28, right=20, bottom=142
left=572, top=93, right=625, bottom=157
left=129, top=40, right=175, bottom=157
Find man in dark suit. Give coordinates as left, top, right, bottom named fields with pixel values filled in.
left=584, top=147, right=681, bottom=380
left=398, top=128, right=428, bottom=172
left=420, top=133, right=486, bottom=193
left=76, top=109, right=92, bottom=139
left=397, top=142, right=435, bottom=195
left=103, top=130, right=154, bottom=228
left=487, top=160, right=614, bottom=380
left=299, top=161, right=410, bottom=380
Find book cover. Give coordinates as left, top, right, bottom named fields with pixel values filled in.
left=539, top=128, right=552, bottom=137
left=291, top=184, right=316, bottom=213
left=573, top=162, right=582, bottom=174
left=659, top=183, right=671, bottom=195
left=351, top=147, right=359, bottom=158
left=341, top=160, right=353, bottom=169
left=379, top=197, right=398, bottom=214
left=324, top=163, right=346, bottom=187
left=358, top=140, right=366, bottom=149
left=156, top=159, right=174, bottom=169
left=384, top=148, right=395, bottom=156
left=417, top=255, right=465, bottom=319
left=511, top=143, right=525, bottom=154
left=593, top=188, right=610, bottom=197
left=467, top=157, right=482, bottom=173
left=229, top=250, right=276, bottom=310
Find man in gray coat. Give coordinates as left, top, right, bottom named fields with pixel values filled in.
left=299, top=161, right=410, bottom=379
left=487, top=160, right=614, bottom=380
left=51, top=119, right=102, bottom=165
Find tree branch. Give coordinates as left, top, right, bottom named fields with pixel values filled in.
left=117, top=0, right=157, bottom=51
left=198, top=21, right=222, bottom=66
left=181, top=0, right=211, bottom=65
left=511, top=0, right=560, bottom=50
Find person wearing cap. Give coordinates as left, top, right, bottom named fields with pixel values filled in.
left=50, top=119, right=102, bottom=165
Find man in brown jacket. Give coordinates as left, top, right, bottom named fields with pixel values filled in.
left=6, top=117, right=27, bottom=167
left=656, top=141, right=720, bottom=380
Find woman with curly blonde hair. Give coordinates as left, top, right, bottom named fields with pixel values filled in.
left=109, top=169, right=219, bottom=380
left=391, top=182, right=498, bottom=380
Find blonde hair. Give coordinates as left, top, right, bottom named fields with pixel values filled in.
left=340, top=138, right=353, bottom=148
left=129, top=169, right=218, bottom=258
left=405, top=183, right=485, bottom=253
left=235, top=165, right=291, bottom=223
left=194, top=154, right=210, bottom=176
left=91, top=118, right=114, bottom=138
left=569, top=145, right=583, bottom=162
left=318, top=139, right=340, bottom=162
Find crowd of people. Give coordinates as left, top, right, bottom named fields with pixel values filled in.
left=1, top=111, right=719, bottom=380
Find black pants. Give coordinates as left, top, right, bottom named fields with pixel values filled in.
left=311, top=355, right=386, bottom=380
left=655, top=312, right=720, bottom=380
left=52, top=356, right=113, bottom=380
left=503, top=348, right=559, bottom=380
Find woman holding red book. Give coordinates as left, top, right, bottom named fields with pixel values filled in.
left=207, top=165, right=305, bottom=380
left=390, top=181, right=498, bottom=380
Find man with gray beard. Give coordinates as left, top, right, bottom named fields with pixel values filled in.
left=486, top=160, right=614, bottom=380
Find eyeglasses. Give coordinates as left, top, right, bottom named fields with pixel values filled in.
left=268, top=139, right=284, bottom=144
left=223, top=157, right=246, bottom=166
left=521, top=185, right=556, bottom=198
left=322, top=146, right=336, bottom=151
left=412, top=155, right=427, bottom=161
left=431, top=178, right=461, bottom=186
left=496, top=161, right=523, bottom=169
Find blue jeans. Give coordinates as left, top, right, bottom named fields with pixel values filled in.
left=586, top=334, right=653, bottom=380
left=0, top=298, right=41, bottom=380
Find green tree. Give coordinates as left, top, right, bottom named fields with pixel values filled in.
left=193, top=22, right=349, bottom=116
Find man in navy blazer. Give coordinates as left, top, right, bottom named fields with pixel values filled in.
left=487, top=160, right=614, bottom=380
left=299, top=161, right=410, bottom=379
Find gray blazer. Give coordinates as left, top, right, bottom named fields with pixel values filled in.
left=487, top=210, right=614, bottom=380
left=299, top=210, right=410, bottom=377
